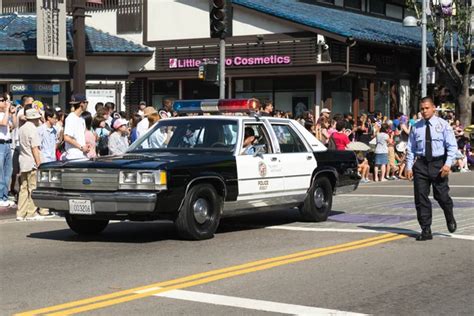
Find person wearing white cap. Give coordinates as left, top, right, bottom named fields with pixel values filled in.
left=108, top=119, right=130, bottom=156
left=17, top=109, right=44, bottom=221
left=317, top=108, right=331, bottom=124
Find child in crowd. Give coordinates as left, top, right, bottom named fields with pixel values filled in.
left=108, top=119, right=129, bottom=156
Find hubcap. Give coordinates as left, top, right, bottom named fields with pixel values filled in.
left=193, top=198, right=210, bottom=224
left=313, top=187, right=325, bottom=209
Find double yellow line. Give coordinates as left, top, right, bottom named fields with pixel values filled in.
left=16, top=233, right=406, bottom=316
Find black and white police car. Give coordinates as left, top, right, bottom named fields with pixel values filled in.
left=32, top=99, right=360, bottom=240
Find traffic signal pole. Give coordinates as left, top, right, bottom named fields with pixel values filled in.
left=219, top=38, right=225, bottom=99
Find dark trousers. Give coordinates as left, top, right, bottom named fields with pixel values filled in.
left=413, top=158, right=454, bottom=230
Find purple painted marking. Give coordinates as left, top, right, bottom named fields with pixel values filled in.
left=328, top=214, right=416, bottom=224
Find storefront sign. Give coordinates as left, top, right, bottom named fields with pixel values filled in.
left=36, top=0, right=67, bottom=62
left=169, top=55, right=291, bottom=69
left=10, top=83, right=61, bottom=94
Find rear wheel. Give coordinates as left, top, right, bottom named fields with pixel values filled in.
left=65, top=215, right=109, bottom=235
left=175, top=184, right=222, bottom=240
left=300, top=177, right=333, bottom=222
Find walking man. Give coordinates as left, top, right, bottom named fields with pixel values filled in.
left=407, top=97, right=458, bottom=240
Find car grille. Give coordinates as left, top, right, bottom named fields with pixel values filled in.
left=61, top=170, right=119, bottom=191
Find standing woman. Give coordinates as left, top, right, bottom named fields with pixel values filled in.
left=81, top=111, right=97, bottom=159
left=374, top=123, right=393, bottom=182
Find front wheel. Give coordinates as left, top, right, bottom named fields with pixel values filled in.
left=65, top=215, right=109, bottom=235
left=175, top=184, right=222, bottom=240
left=300, top=177, right=333, bottom=222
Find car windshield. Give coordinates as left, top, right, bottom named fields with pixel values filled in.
left=128, top=118, right=238, bottom=152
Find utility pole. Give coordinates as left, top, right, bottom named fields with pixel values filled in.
left=219, top=38, right=225, bottom=99
left=421, top=0, right=427, bottom=97
left=72, top=0, right=86, bottom=95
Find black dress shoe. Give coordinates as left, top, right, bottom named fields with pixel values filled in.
left=416, top=229, right=433, bottom=241
left=447, top=219, right=457, bottom=233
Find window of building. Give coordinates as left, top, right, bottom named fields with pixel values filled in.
left=369, top=0, right=385, bottom=15
left=386, top=4, right=403, bottom=20
left=116, top=0, right=143, bottom=34
left=344, top=0, right=361, bottom=10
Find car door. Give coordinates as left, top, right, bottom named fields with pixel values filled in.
left=234, top=122, right=285, bottom=208
left=270, top=122, right=317, bottom=201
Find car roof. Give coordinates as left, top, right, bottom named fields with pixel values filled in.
left=163, top=115, right=295, bottom=123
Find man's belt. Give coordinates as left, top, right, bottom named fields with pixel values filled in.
left=416, top=155, right=445, bottom=162
left=0, top=139, right=12, bottom=144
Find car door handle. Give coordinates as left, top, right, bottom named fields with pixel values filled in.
left=306, top=156, right=313, bottom=160
left=271, top=157, right=278, bottom=162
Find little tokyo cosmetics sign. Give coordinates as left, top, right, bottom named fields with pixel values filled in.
left=169, top=55, right=291, bottom=69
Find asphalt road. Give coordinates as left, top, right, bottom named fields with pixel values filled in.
left=1, top=172, right=473, bottom=316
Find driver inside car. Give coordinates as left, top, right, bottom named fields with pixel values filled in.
left=240, top=127, right=257, bottom=155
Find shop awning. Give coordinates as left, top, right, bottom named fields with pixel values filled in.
left=233, top=0, right=425, bottom=48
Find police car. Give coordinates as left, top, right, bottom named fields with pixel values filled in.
left=32, top=99, right=360, bottom=240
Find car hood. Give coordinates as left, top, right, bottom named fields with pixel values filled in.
left=40, top=150, right=234, bottom=170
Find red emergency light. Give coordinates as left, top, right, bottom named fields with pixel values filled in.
left=173, top=99, right=260, bottom=114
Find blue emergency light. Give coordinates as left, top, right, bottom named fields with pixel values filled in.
left=173, top=99, right=259, bottom=114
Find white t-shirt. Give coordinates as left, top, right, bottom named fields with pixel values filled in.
left=375, top=132, right=389, bottom=154
left=136, top=118, right=149, bottom=139
left=64, top=113, right=87, bottom=160
left=0, top=113, right=11, bottom=141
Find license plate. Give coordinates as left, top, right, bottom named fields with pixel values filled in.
left=69, top=200, right=94, bottom=215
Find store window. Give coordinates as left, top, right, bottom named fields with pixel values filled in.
left=369, top=0, right=385, bottom=14
left=386, top=4, right=403, bottom=20
left=344, top=0, right=361, bottom=10
left=151, top=80, right=178, bottom=107
left=9, top=83, right=62, bottom=108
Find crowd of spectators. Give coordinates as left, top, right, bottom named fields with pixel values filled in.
left=0, top=93, right=472, bottom=220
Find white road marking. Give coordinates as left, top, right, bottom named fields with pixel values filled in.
left=342, top=194, right=474, bottom=200
left=265, top=225, right=474, bottom=241
left=152, top=289, right=366, bottom=315
left=357, top=185, right=474, bottom=188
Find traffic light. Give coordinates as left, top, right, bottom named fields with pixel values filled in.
left=198, top=62, right=219, bottom=82
left=209, top=0, right=232, bottom=39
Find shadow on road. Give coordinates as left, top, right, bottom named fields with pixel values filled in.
left=26, top=209, right=345, bottom=243
left=357, top=225, right=420, bottom=239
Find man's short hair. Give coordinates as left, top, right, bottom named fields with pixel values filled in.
left=44, top=108, right=56, bottom=120
left=244, top=127, right=255, bottom=138
left=105, top=102, right=115, bottom=111
left=262, top=99, right=273, bottom=110
left=95, top=102, right=104, bottom=111
left=420, top=97, right=435, bottom=105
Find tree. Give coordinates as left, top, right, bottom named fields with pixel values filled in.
left=406, top=0, right=473, bottom=126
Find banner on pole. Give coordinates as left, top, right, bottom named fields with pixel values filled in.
left=37, top=0, right=67, bottom=62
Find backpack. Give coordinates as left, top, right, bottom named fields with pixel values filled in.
left=97, top=129, right=109, bottom=156
left=327, top=134, right=337, bottom=150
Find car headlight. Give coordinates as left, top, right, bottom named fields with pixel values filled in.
left=120, top=171, right=138, bottom=184
left=119, top=170, right=167, bottom=190
left=50, top=170, right=62, bottom=183
left=38, top=171, right=50, bottom=182
left=37, top=170, right=62, bottom=187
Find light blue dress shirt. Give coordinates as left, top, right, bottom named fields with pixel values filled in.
left=406, top=116, right=457, bottom=170
left=37, top=124, right=57, bottom=163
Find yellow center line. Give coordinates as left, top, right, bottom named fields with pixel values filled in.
left=16, top=233, right=406, bottom=316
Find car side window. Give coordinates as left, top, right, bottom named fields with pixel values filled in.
left=240, top=124, right=272, bottom=155
left=271, top=124, right=308, bottom=153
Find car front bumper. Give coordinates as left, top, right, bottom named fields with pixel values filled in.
left=32, top=189, right=157, bottom=213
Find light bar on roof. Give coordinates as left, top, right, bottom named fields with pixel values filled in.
left=173, top=99, right=259, bottom=114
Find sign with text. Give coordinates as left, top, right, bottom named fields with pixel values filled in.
left=169, top=55, right=291, bottom=69
left=86, top=89, right=116, bottom=116
left=37, top=0, right=67, bottom=62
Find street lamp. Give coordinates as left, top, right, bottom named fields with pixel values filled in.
left=403, top=0, right=427, bottom=98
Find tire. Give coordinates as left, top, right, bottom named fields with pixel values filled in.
left=175, top=184, right=222, bottom=240
left=65, top=215, right=109, bottom=235
left=300, top=177, right=333, bottom=222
